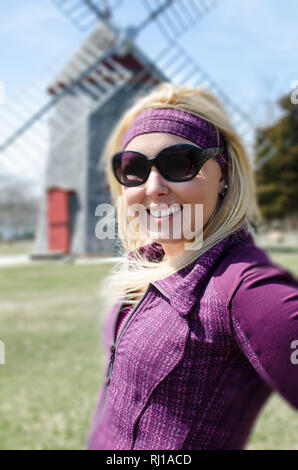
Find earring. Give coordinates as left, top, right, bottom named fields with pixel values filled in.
left=220, top=184, right=228, bottom=197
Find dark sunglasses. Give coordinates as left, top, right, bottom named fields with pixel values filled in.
left=112, top=144, right=225, bottom=187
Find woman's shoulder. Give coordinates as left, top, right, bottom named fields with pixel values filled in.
left=212, top=238, right=298, bottom=410
left=222, top=248, right=298, bottom=410
left=212, top=235, right=298, bottom=308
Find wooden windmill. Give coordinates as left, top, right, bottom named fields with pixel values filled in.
left=0, top=0, right=277, bottom=256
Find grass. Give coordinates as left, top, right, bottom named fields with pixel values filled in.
left=0, top=263, right=112, bottom=450
left=0, top=240, right=33, bottom=256
left=262, top=247, right=298, bottom=273
left=0, top=248, right=298, bottom=450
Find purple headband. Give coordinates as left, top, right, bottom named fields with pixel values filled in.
left=121, top=108, right=228, bottom=173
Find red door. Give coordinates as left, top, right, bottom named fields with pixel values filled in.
left=47, top=188, right=71, bottom=253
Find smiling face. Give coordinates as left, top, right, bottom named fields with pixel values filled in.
left=121, top=132, right=226, bottom=260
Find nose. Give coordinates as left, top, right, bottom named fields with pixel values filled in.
left=145, top=166, right=170, bottom=197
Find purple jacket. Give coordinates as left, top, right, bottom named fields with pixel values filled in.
left=86, top=226, right=298, bottom=450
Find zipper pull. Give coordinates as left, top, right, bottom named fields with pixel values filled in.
left=106, top=344, right=116, bottom=386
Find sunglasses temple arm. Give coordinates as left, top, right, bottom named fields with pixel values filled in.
left=202, top=146, right=225, bottom=158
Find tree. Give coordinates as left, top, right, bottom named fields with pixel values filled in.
left=255, top=93, right=298, bottom=228
left=0, top=179, right=39, bottom=239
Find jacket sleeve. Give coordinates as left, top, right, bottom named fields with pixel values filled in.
left=228, top=263, right=298, bottom=410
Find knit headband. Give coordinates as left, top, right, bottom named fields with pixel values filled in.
left=121, top=107, right=228, bottom=173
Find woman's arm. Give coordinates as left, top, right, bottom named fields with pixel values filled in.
left=228, top=263, right=298, bottom=410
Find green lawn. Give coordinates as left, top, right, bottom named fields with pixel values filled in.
left=0, top=249, right=298, bottom=450
left=0, top=240, right=33, bottom=256
left=0, top=263, right=111, bottom=450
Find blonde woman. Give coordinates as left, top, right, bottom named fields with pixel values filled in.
left=86, top=83, right=298, bottom=450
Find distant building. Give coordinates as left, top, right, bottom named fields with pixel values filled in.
left=34, top=21, right=165, bottom=256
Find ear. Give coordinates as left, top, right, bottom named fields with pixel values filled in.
left=218, top=176, right=226, bottom=193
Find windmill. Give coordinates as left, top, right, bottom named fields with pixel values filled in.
left=0, top=0, right=277, bottom=256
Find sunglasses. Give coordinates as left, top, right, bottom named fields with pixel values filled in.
left=111, top=144, right=225, bottom=187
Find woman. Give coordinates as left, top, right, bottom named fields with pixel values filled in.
left=86, top=83, right=298, bottom=450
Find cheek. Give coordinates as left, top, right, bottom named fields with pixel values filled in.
left=122, top=188, right=141, bottom=205
left=180, top=180, right=210, bottom=204
left=183, top=180, right=218, bottom=223
left=201, top=183, right=218, bottom=205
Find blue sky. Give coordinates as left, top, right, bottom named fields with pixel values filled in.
left=1, top=0, right=297, bottom=111
left=0, top=0, right=297, bottom=186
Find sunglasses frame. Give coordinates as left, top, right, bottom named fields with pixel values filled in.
left=112, top=143, right=226, bottom=187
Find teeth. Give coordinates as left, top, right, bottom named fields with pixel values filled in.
left=149, top=205, right=182, bottom=218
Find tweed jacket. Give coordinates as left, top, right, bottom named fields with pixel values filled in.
left=86, top=226, right=298, bottom=450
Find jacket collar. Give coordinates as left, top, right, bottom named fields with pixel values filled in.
left=134, top=226, right=253, bottom=316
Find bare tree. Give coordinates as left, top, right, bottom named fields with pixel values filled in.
left=0, top=178, right=40, bottom=239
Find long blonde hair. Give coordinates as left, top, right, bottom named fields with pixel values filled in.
left=98, top=82, right=262, bottom=311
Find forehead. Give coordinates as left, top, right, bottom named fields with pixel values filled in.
left=123, top=132, right=201, bottom=156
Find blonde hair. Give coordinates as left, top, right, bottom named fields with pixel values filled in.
left=99, top=82, right=262, bottom=311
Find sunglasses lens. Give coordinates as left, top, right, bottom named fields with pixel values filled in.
left=158, top=146, right=199, bottom=180
left=113, top=152, right=148, bottom=186
left=112, top=145, right=203, bottom=186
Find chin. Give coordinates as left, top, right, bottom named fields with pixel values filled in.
left=149, top=234, right=186, bottom=244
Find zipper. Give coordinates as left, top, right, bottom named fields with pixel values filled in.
left=90, top=282, right=170, bottom=437
left=106, top=282, right=170, bottom=386
left=105, top=282, right=169, bottom=385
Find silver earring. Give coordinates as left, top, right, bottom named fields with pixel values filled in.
left=220, top=184, right=228, bottom=197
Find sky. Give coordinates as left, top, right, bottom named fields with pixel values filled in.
left=0, top=0, right=297, bottom=189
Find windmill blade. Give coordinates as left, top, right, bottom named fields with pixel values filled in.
left=0, top=31, right=127, bottom=185
left=52, top=0, right=223, bottom=42
left=0, top=2, right=173, bottom=185
left=142, top=0, right=222, bottom=41
left=254, top=140, right=278, bottom=171
left=148, top=33, right=278, bottom=170
left=0, top=43, right=119, bottom=154
left=51, top=0, right=124, bottom=33
left=122, top=44, right=273, bottom=170
left=0, top=0, right=172, bottom=153
left=0, top=0, right=221, bottom=156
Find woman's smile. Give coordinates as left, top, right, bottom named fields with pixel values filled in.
left=146, top=203, right=183, bottom=221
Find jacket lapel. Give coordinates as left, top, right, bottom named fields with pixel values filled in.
left=145, top=226, right=252, bottom=316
